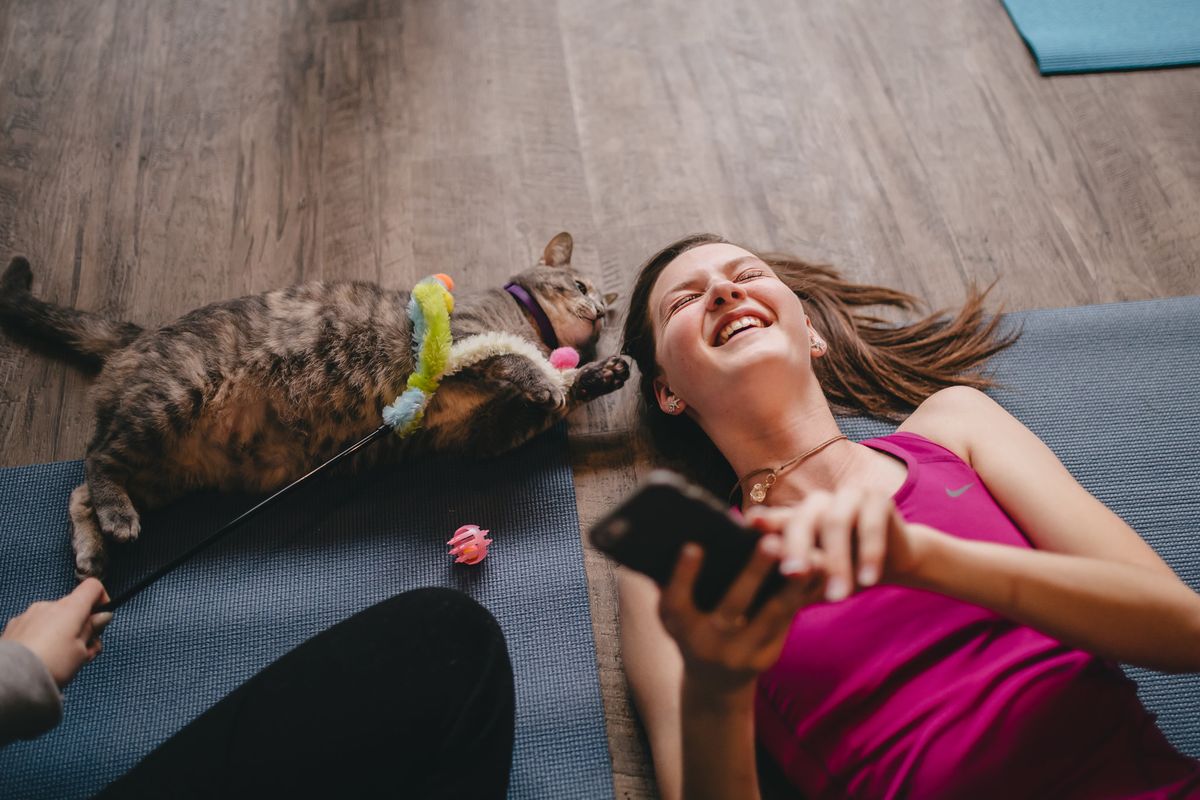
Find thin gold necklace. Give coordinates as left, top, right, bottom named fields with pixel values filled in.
left=730, top=433, right=849, bottom=505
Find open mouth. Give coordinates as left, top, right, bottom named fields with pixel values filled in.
left=713, top=314, right=770, bottom=346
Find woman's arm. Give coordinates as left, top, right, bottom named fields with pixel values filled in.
left=900, top=387, right=1200, bottom=672
left=618, top=568, right=687, bottom=800
left=619, top=532, right=826, bottom=800
left=901, top=525, right=1200, bottom=671
left=619, top=563, right=766, bottom=800
left=0, top=579, right=111, bottom=746
left=0, top=640, right=63, bottom=746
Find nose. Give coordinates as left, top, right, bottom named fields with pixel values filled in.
left=706, top=278, right=744, bottom=310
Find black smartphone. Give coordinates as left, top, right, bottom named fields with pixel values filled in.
left=588, top=470, right=786, bottom=613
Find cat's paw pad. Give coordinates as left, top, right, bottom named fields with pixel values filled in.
left=97, top=505, right=141, bottom=543
left=576, top=355, right=630, bottom=400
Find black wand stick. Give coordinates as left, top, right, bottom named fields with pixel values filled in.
left=98, top=423, right=391, bottom=613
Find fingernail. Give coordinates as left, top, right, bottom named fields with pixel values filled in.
left=93, top=612, right=114, bottom=630
left=826, top=577, right=849, bottom=602
left=728, top=506, right=744, bottom=521
left=780, top=557, right=807, bottom=575
left=682, top=543, right=702, bottom=560
left=858, top=566, right=878, bottom=586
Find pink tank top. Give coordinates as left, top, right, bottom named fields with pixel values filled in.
left=755, top=432, right=1200, bottom=799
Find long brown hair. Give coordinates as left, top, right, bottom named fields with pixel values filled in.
left=620, top=233, right=1020, bottom=495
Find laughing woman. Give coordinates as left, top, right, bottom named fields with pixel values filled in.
left=618, top=233, right=1200, bottom=800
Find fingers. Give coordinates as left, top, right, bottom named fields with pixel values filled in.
left=778, top=495, right=830, bottom=577
left=819, top=487, right=862, bottom=602
left=85, top=636, right=103, bottom=661
left=80, top=610, right=114, bottom=643
left=741, top=504, right=788, bottom=536
left=855, top=491, right=890, bottom=588
left=710, top=534, right=782, bottom=623
left=90, top=612, right=114, bottom=636
left=661, top=543, right=705, bottom=625
left=766, top=487, right=898, bottom=604
left=64, top=578, right=108, bottom=616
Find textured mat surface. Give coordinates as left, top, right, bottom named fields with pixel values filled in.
left=841, top=295, right=1200, bottom=756
left=1001, top=0, right=1200, bottom=74
left=0, top=426, right=613, bottom=799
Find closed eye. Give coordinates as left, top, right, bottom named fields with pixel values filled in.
left=668, top=293, right=700, bottom=315
left=670, top=271, right=761, bottom=313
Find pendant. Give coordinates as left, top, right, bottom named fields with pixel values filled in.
left=749, top=484, right=767, bottom=503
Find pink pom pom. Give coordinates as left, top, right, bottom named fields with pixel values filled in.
left=549, top=346, right=580, bottom=370
left=447, top=524, right=492, bottom=565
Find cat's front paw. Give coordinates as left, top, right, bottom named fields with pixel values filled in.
left=74, top=547, right=107, bottom=580
left=575, top=355, right=630, bottom=401
left=96, top=501, right=142, bottom=544
left=522, top=383, right=567, bottom=410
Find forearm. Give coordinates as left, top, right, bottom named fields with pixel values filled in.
left=0, top=640, right=63, bottom=746
left=904, top=525, right=1200, bottom=672
left=680, top=680, right=761, bottom=800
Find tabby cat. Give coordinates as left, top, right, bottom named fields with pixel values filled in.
left=0, top=232, right=629, bottom=578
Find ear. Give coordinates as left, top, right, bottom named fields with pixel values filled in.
left=603, top=291, right=619, bottom=306
left=805, top=317, right=827, bottom=358
left=653, top=378, right=682, bottom=415
left=540, top=232, right=573, bottom=268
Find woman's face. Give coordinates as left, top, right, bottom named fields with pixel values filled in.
left=647, top=243, right=814, bottom=416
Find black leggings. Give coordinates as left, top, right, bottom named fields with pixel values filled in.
left=97, top=588, right=515, bottom=800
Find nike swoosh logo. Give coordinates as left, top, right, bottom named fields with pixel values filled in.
left=946, top=483, right=974, bottom=498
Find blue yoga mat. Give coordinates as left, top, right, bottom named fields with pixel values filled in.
left=0, top=426, right=614, bottom=799
left=841, top=295, right=1200, bottom=756
left=1001, top=0, right=1200, bottom=74
left=2, top=296, right=1199, bottom=796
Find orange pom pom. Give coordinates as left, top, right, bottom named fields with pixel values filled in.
left=433, top=273, right=455, bottom=291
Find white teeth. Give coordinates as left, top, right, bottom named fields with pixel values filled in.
left=716, top=316, right=764, bottom=345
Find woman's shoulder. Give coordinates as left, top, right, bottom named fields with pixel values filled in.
left=895, top=386, right=1002, bottom=466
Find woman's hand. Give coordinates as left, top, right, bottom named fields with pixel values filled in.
left=1, top=579, right=112, bottom=687
left=659, top=529, right=827, bottom=695
left=748, top=485, right=923, bottom=605
left=658, top=486, right=923, bottom=694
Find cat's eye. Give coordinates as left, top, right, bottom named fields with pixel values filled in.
left=574, top=280, right=588, bottom=294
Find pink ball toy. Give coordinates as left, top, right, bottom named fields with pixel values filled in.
left=447, top=524, right=492, bottom=565
left=549, top=346, right=580, bottom=370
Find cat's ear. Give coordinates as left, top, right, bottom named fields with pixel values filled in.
left=539, top=232, right=573, bottom=268
left=603, top=292, right=618, bottom=306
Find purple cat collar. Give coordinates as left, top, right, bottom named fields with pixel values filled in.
left=504, top=282, right=559, bottom=349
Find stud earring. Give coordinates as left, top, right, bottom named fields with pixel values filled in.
left=666, top=398, right=682, bottom=414
left=811, top=337, right=827, bottom=353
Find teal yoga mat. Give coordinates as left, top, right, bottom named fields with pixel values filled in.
left=1001, top=0, right=1200, bottom=74
left=0, top=425, right=614, bottom=800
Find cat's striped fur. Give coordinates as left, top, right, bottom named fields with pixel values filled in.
left=1, top=233, right=628, bottom=578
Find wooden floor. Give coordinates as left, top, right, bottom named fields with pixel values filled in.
left=2, top=1, right=1198, bottom=796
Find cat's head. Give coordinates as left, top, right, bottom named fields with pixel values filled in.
left=508, top=232, right=618, bottom=358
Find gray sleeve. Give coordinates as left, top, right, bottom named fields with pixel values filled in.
left=0, top=640, right=63, bottom=747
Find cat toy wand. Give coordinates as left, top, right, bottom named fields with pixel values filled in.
left=97, top=274, right=458, bottom=613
